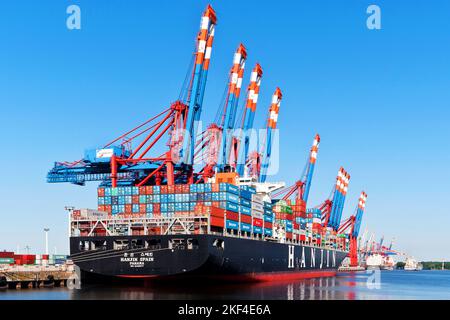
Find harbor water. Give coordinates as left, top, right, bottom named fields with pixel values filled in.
left=1, top=270, right=449, bottom=300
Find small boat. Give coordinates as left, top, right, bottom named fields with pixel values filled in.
left=404, top=257, right=422, bottom=271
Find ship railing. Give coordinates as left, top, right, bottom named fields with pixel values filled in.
left=70, top=215, right=211, bottom=237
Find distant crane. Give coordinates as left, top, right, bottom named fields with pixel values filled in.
left=338, top=191, right=367, bottom=267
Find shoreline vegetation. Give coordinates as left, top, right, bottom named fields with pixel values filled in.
left=395, top=261, right=450, bottom=270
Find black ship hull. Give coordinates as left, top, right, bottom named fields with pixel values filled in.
left=70, top=235, right=347, bottom=283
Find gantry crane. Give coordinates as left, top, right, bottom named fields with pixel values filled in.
left=259, top=88, right=282, bottom=182
left=271, top=134, right=320, bottom=214
left=338, top=191, right=367, bottom=267
left=316, top=167, right=350, bottom=231
left=234, top=63, right=263, bottom=175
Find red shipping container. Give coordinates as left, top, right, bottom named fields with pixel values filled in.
left=212, top=201, right=220, bottom=208
left=104, top=205, right=112, bottom=213
left=98, top=205, right=106, bottom=212
left=0, top=251, right=14, bottom=258
left=210, top=216, right=224, bottom=228
left=97, top=188, right=105, bottom=197
left=294, top=223, right=300, bottom=230
left=286, top=232, right=293, bottom=239
left=212, top=183, right=220, bottom=192
left=153, top=203, right=161, bottom=211
left=139, top=204, right=146, bottom=213
left=139, top=186, right=146, bottom=194
left=252, top=218, right=263, bottom=227
left=145, top=185, right=153, bottom=194
left=182, top=185, right=190, bottom=193
left=161, top=185, right=168, bottom=194
left=264, top=221, right=273, bottom=229
left=210, top=206, right=225, bottom=218
left=225, top=211, right=239, bottom=221
left=300, top=234, right=306, bottom=241
left=240, top=214, right=252, bottom=224
left=132, top=195, right=139, bottom=204
left=125, top=204, right=132, bottom=213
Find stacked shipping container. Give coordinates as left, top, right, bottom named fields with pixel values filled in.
left=96, top=183, right=276, bottom=237
left=95, top=183, right=347, bottom=245
left=0, top=253, right=68, bottom=266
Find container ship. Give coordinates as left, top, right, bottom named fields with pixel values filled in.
left=47, top=5, right=368, bottom=282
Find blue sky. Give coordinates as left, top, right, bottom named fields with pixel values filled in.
left=0, top=0, right=449, bottom=260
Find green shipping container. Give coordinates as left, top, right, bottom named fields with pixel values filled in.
left=0, top=258, right=14, bottom=264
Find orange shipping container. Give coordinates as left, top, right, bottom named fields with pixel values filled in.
left=210, top=216, right=224, bottom=228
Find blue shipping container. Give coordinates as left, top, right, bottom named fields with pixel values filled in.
left=226, top=220, right=239, bottom=230
left=240, top=206, right=251, bottom=215
left=240, top=223, right=252, bottom=232
left=253, top=226, right=263, bottom=234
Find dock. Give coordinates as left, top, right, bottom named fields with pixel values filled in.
left=338, top=266, right=366, bottom=272
left=0, top=265, right=75, bottom=289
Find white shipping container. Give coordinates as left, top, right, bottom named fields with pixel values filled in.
left=80, top=208, right=108, bottom=219
left=251, top=207, right=264, bottom=214
left=251, top=203, right=264, bottom=212
left=251, top=194, right=264, bottom=205
left=252, top=211, right=263, bottom=218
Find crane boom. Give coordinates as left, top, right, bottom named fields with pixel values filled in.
left=335, top=170, right=350, bottom=229
left=182, top=5, right=217, bottom=167
left=260, top=87, right=282, bottom=182
left=303, top=134, right=320, bottom=203
left=218, top=44, right=247, bottom=170
left=236, top=63, right=263, bottom=176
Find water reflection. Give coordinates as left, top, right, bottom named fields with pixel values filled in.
left=69, top=274, right=359, bottom=300
left=3, top=271, right=449, bottom=300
